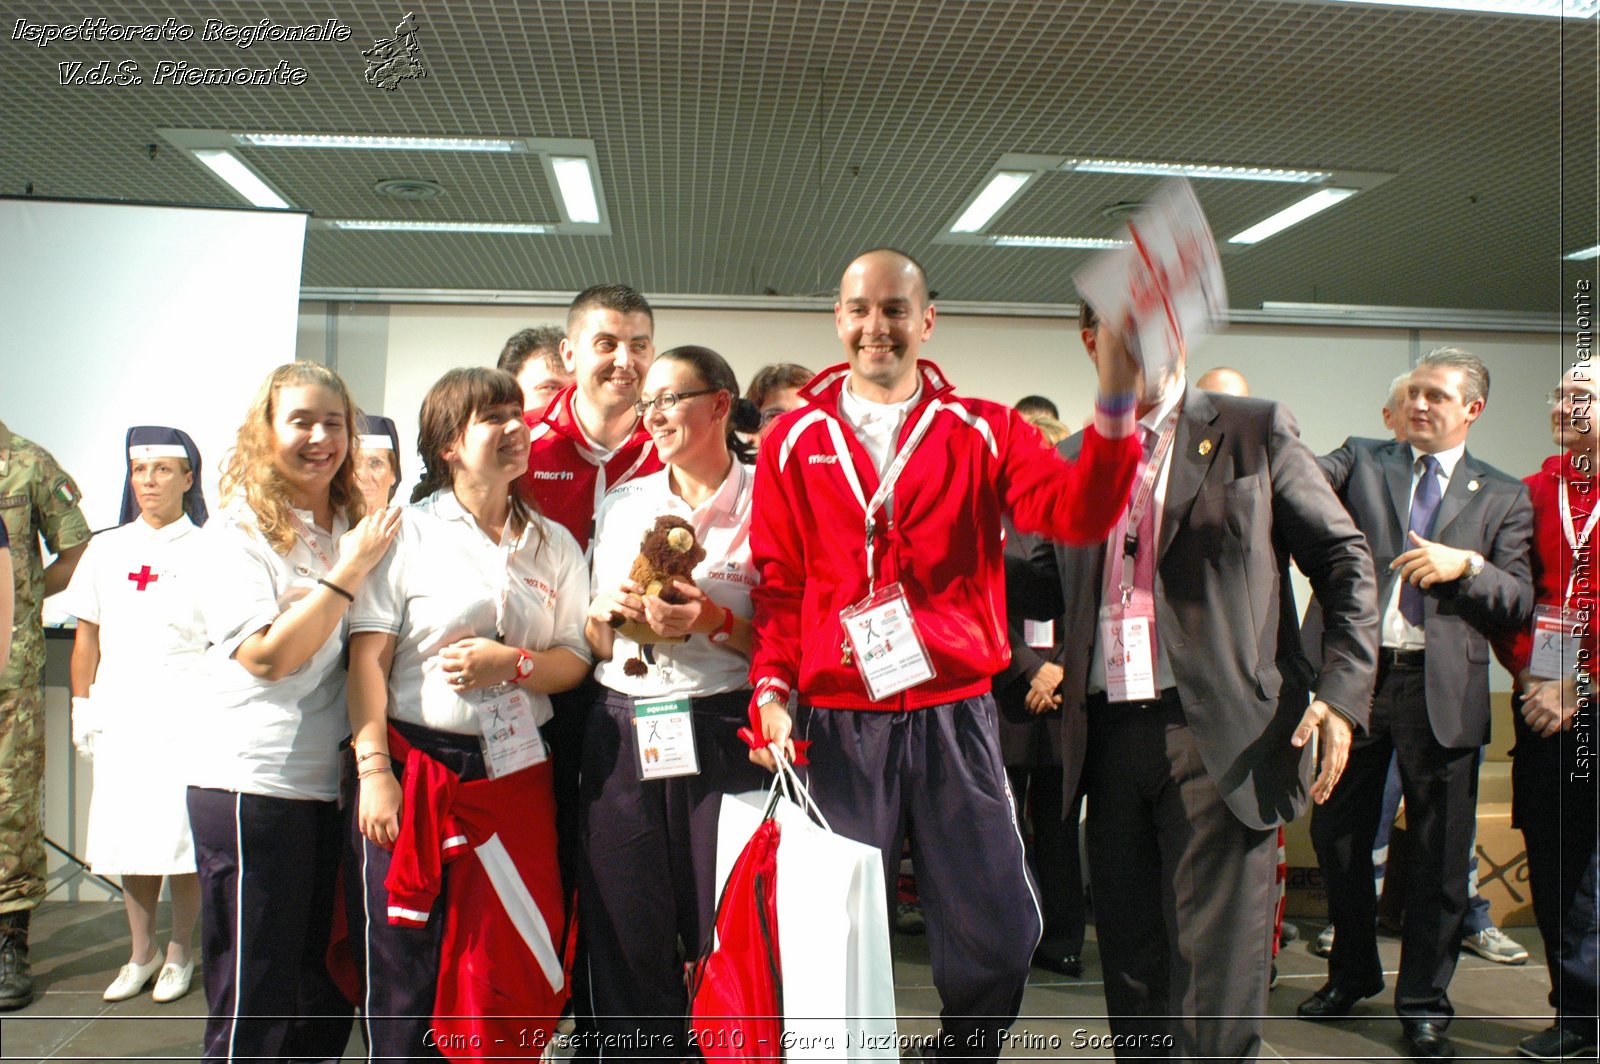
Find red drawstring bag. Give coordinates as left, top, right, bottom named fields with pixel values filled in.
left=688, top=814, right=783, bottom=1062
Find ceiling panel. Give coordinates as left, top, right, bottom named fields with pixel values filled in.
left=1, top=0, right=1592, bottom=312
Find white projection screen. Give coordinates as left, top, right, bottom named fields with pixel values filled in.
left=0, top=197, right=308, bottom=546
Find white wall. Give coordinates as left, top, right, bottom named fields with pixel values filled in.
left=299, top=301, right=1563, bottom=496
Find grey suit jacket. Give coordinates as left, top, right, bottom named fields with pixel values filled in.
left=1013, top=387, right=1379, bottom=830
left=1317, top=436, right=1534, bottom=748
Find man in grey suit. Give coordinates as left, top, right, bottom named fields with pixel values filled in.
left=1013, top=303, right=1379, bottom=1059
left=1299, top=347, right=1533, bottom=1059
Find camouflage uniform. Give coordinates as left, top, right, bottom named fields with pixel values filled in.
left=0, top=421, right=90, bottom=913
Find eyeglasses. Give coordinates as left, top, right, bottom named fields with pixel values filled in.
left=1550, top=388, right=1598, bottom=407
left=634, top=387, right=719, bottom=418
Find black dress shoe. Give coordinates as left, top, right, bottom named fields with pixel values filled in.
left=1296, top=982, right=1383, bottom=1021
left=1404, top=1021, right=1453, bottom=1059
left=1031, top=949, right=1083, bottom=977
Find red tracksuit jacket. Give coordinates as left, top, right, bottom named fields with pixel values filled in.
left=750, top=360, right=1139, bottom=711
left=514, top=385, right=662, bottom=551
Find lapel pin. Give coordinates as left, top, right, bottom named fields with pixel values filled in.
left=1468, top=479, right=1480, bottom=492
left=1197, top=439, right=1213, bottom=456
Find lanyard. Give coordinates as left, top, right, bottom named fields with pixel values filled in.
left=493, top=502, right=534, bottom=643
left=1116, top=413, right=1179, bottom=605
left=285, top=510, right=337, bottom=574
left=1559, top=476, right=1598, bottom=605
left=826, top=399, right=941, bottom=595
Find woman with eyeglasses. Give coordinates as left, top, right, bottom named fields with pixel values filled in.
left=345, top=367, right=591, bottom=1059
left=745, top=361, right=813, bottom=447
left=580, top=345, right=766, bottom=1053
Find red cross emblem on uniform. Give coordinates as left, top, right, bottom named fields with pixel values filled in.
left=128, top=565, right=158, bottom=591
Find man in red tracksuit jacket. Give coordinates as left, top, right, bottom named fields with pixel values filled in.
left=746, top=248, right=1141, bottom=1061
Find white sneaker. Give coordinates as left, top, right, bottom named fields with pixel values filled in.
left=151, top=960, right=194, bottom=1003
left=1461, top=926, right=1530, bottom=964
left=103, top=954, right=163, bottom=1002
left=1315, top=923, right=1335, bottom=957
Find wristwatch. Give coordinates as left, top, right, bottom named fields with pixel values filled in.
left=1461, top=551, right=1486, bottom=584
left=514, top=648, right=536, bottom=682
left=709, top=607, right=737, bottom=645
left=756, top=687, right=787, bottom=709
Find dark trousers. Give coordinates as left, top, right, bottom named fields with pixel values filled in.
left=1005, top=764, right=1085, bottom=956
left=342, top=722, right=488, bottom=1063
left=1311, top=660, right=1478, bottom=1028
left=187, top=786, right=353, bottom=1064
left=797, top=695, right=1041, bottom=1062
left=1084, top=690, right=1275, bottom=1061
left=577, top=688, right=769, bottom=1059
left=1513, top=693, right=1600, bottom=1040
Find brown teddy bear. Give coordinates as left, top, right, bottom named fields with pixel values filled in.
left=610, top=514, right=706, bottom=676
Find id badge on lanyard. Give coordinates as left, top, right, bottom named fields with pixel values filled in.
left=830, top=402, right=941, bottom=701
left=632, top=695, right=699, bottom=780
left=1100, top=596, right=1158, bottom=702
left=841, top=582, right=937, bottom=701
left=473, top=684, right=547, bottom=778
left=1101, top=415, right=1176, bottom=704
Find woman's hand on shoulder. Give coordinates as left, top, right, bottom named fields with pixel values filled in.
left=340, top=506, right=403, bottom=574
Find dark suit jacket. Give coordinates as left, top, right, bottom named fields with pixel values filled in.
left=1012, top=387, right=1379, bottom=831
left=996, top=520, right=1064, bottom=768
left=1317, top=436, right=1534, bottom=748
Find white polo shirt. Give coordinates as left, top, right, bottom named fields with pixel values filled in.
left=350, top=490, right=591, bottom=735
left=191, top=503, right=352, bottom=802
left=590, top=462, right=757, bottom=698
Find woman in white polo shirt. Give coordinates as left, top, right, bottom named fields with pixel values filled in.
left=345, top=367, right=591, bottom=1059
left=188, top=362, right=401, bottom=1064
left=581, top=345, right=767, bottom=1054
left=60, top=426, right=209, bottom=1006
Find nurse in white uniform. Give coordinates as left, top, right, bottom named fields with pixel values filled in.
left=60, top=426, right=208, bottom=1004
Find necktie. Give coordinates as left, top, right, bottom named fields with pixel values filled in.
left=1399, top=454, right=1442, bottom=626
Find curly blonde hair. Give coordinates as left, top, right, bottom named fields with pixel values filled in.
left=220, top=362, right=367, bottom=555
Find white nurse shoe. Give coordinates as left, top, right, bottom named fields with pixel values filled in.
left=103, top=954, right=163, bottom=1002
left=151, top=959, right=194, bottom=1003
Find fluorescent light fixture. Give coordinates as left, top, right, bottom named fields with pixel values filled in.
left=235, top=133, right=524, bottom=152
left=1061, top=158, right=1329, bottom=184
left=1317, top=0, right=1596, bottom=17
left=951, top=171, right=1033, bottom=233
left=327, top=220, right=553, bottom=234
left=192, top=149, right=290, bottom=209
left=1565, top=244, right=1600, bottom=261
left=990, top=235, right=1132, bottom=249
left=550, top=156, right=602, bottom=225
left=1227, top=188, right=1358, bottom=244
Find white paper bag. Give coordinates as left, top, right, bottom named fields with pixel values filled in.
left=716, top=758, right=899, bottom=1061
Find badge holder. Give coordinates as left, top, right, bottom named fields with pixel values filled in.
left=632, top=695, right=700, bottom=780
left=472, top=684, right=547, bottom=779
left=839, top=581, right=936, bottom=702
left=1529, top=603, right=1582, bottom=682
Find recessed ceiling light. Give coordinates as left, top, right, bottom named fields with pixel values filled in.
left=989, top=236, right=1132, bottom=249
left=235, top=133, right=525, bottom=152
left=192, top=149, right=290, bottom=209
left=1317, top=0, right=1595, bottom=17
left=1228, top=188, right=1359, bottom=244
left=326, top=220, right=552, bottom=234
left=550, top=156, right=601, bottom=225
left=1061, top=159, right=1329, bottom=184
left=1564, top=244, right=1600, bottom=261
left=373, top=178, right=445, bottom=201
left=950, top=171, right=1034, bottom=233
